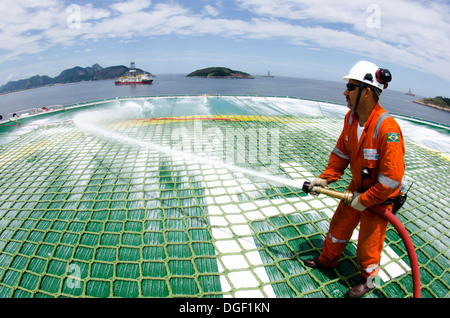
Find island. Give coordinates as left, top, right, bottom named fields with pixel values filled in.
left=0, top=63, right=153, bottom=94
left=414, top=96, right=450, bottom=112
left=187, top=67, right=254, bottom=79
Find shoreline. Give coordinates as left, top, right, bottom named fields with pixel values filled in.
left=414, top=99, right=450, bottom=112
left=1, top=77, right=448, bottom=126
left=0, top=80, right=99, bottom=97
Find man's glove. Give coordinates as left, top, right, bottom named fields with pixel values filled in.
left=308, top=178, right=328, bottom=195
left=350, top=192, right=366, bottom=211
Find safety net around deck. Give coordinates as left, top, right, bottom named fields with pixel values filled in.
left=0, top=96, right=448, bottom=298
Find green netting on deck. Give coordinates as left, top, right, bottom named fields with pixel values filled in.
left=0, top=96, right=449, bottom=298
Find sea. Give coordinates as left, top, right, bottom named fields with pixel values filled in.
left=0, top=74, right=449, bottom=126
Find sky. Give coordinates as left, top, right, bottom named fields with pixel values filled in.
left=0, top=0, right=449, bottom=98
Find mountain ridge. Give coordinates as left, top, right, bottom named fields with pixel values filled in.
left=0, top=63, right=150, bottom=94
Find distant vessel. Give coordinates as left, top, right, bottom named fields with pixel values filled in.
left=115, top=62, right=153, bottom=85
left=405, top=89, right=415, bottom=96
left=263, top=70, right=274, bottom=78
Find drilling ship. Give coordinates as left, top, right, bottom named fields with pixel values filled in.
left=114, top=62, right=153, bottom=85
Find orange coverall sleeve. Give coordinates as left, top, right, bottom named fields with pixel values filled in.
left=359, top=118, right=405, bottom=207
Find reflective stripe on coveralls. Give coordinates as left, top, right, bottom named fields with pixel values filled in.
left=359, top=263, right=380, bottom=275
left=317, top=104, right=405, bottom=279
left=328, top=233, right=350, bottom=244
left=378, top=171, right=401, bottom=189
left=332, top=147, right=350, bottom=161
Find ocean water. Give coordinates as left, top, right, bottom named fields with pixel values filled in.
left=0, top=74, right=449, bottom=125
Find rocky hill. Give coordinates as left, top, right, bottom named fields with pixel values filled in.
left=414, top=96, right=450, bottom=112
left=187, top=67, right=254, bottom=79
left=0, top=63, right=150, bottom=94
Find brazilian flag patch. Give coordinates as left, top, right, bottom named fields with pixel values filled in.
left=387, top=133, right=400, bottom=143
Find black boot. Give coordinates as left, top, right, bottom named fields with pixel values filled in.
left=344, top=277, right=374, bottom=298
left=303, top=258, right=327, bottom=269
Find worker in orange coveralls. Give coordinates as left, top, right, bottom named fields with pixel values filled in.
left=304, top=61, right=405, bottom=298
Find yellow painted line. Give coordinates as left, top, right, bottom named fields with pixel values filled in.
left=104, top=115, right=312, bottom=129
left=0, top=129, right=83, bottom=167
left=0, top=140, right=49, bottom=167
left=410, top=141, right=450, bottom=162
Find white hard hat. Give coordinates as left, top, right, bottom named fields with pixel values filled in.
left=343, top=61, right=391, bottom=91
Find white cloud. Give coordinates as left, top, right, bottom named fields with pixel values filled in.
left=236, top=0, right=366, bottom=24
left=110, top=0, right=151, bottom=14
left=235, top=0, right=450, bottom=81
left=81, top=3, right=191, bottom=40
left=203, top=5, right=220, bottom=17
left=0, top=0, right=449, bottom=84
left=78, top=4, right=111, bottom=21
left=0, top=0, right=112, bottom=61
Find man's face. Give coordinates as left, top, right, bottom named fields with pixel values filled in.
left=344, top=79, right=361, bottom=111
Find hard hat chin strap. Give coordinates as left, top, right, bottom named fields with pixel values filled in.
left=353, top=82, right=366, bottom=113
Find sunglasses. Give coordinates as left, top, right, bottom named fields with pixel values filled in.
left=346, top=83, right=361, bottom=91
left=347, top=83, right=381, bottom=96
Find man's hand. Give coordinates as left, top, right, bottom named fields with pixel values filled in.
left=350, top=192, right=366, bottom=211
left=308, top=178, right=328, bottom=195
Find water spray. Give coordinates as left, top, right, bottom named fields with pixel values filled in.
left=73, top=112, right=307, bottom=190
left=75, top=110, right=420, bottom=298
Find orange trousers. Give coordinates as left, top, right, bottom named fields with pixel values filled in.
left=318, top=201, right=390, bottom=279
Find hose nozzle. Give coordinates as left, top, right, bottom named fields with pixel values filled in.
left=302, top=181, right=354, bottom=205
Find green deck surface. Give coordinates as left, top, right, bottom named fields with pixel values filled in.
left=0, top=96, right=448, bottom=298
